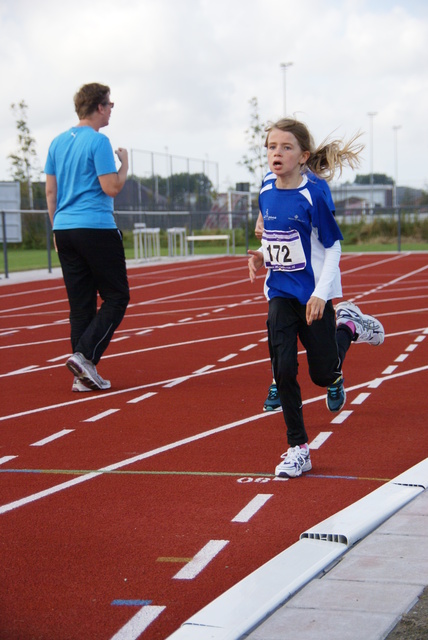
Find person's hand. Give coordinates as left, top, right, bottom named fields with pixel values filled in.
left=255, top=217, right=264, bottom=240
left=306, top=296, right=326, bottom=325
left=115, top=147, right=128, bottom=164
left=247, top=250, right=264, bottom=283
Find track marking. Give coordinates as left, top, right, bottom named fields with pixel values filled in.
left=112, top=600, right=152, bottom=606
left=231, top=494, right=273, bottom=523
left=109, top=605, right=166, bottom=640
left=172, top=540, right=229, bottom=580
left=0, top=413, right=273, bottom=514
left=395, top=353, right=409, bottom=362
left=309, top=432, right=332, bottom=449
left=351, top=393, right=371, bottom=405
left=240, top=344, right=258, bottom=351
left=218, top=353, right=237, bottom=362
left=330, top=410, right=353, bottom=424
left=84, top=409, right=120, bottom=422
left=156, top=557, right=191, bottom=563
left=0, top=468, right=391, bottom=483
left=127, top=392, right=157, bottom=404
left=405, top=343, right=418, bottom=352
left=382, top=365, right=398, bottom=375
left=0, top=455, right=17, bottom=465
left=30, top=430, right=74, bottom=446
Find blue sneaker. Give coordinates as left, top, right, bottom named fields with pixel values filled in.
left=326, top=375, right=346, bottom=412
left=263, top=383, right=282, bottom=412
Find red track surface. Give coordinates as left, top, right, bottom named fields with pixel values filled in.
left=0, top=253, right=427, bottom=640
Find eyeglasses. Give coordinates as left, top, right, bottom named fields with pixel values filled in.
left=102, top=101, right=114, bottom=109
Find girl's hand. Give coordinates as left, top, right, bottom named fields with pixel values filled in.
left=306, top=296, right=326, bottom=325
left=247, top=250, right=264, bottom=283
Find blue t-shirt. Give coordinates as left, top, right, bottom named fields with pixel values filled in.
left=263, top=171, right=335, bottom=212
left=259, top=175, right=343, bottom=304
left=44, top=126, right=118, bottom=230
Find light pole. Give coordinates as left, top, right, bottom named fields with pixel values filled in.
left=367, top=111, right=377, bottom=212
left=280, top=62, right=293, bottom=115
left=393, top=125, right=402, bottom=251
left=393, top=125, right=401, bottom=207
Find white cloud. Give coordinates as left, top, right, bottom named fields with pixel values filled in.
left=1, top=0, right=428, bottom=192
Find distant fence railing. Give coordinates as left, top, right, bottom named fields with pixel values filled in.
left=0, top=209, right=253, bottom=279
left=1, top=206, right=427, bottom=278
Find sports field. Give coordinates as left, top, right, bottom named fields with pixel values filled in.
left=0, top=253, right=427, bottom=639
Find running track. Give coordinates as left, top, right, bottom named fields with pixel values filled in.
left=0, top=252, right=427, bottom=640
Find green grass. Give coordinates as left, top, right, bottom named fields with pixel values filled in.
left=1, top=241, right=427, bottom=274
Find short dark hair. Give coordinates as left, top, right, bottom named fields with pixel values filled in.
left=74, top=83, right=110, bottom=119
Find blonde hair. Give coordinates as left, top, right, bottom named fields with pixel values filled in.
left=265, top=117, right=364, bottom=182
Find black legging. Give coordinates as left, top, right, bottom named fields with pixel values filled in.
left=267, top=297, right=352, bottom=447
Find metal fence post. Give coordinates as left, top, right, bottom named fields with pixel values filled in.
left=45, top=210, right=52, bottom=273
left=397, top=206, right=401, bottom=252
left=1, top=211, right=9, bottom=279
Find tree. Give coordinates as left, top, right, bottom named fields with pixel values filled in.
left=8, top=100, right=40, bottom=209
left=354, top=173, right=394, bottom=186
left=238, top=97, right=268, bottom=188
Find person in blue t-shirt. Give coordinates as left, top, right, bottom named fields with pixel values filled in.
left=45, top=82, right=130, bottom=392
left=248, top=117, right=385, bottom=478
left=255, top=171, right=335, bottom=412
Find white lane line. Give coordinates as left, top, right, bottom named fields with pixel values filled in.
left=368, top=378, right=383, bottom=388
left=135, top=329, right=153, bottom=335
left=163, top=376, right=191, bottom=388
left=0, top=330, right=19, bottom=336
left=405, top=344, right=418, bottom=352
left=0, top=413, right=273, bottom=515
left=178, top=317, right=193, bottom=323
left=309, top=432, right=332, bottom=449
left=84, top=409, right=120, bottom=422
left=218, top=353, right=237, bottom=362
left=231, top=494, right=273, bottom=523
left=240, top=344, right=258, bottom=351
left=351, top=393, right=371, bottom=405
left=0, top=455, right=18, bottom=465
left=8, top=365, right=39, bottom=375
left=173, top=540, right=229, bottom=580
left=47, top=354, right=69, bottom=363
left=395, top=353, right=409, bottom=362
left=30, top=430, right=74, bottom=446
left=127, top=392, right=157, bottom=404
left=382, top=365, right=398, bottom=375
left=111, top=336, right=130, bottom=343
left=193, top=365, right=215, bottom=373
left=109, top=605, right=166, bottom=640
left=330, top=410, right=353, bottom=424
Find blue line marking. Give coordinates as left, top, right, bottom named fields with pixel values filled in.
left=111, top=599, right=152, bottom=607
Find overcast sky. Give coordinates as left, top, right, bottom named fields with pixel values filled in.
left=1, top=0, right=428, bottom=193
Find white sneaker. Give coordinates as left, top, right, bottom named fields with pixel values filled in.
left=66, top=352, right=111, bottom=390
left=72, top=377, right=93, bottom=392
left=275, top=445, right=312, bottom=478
left=336, top=301, right=385, bottom=346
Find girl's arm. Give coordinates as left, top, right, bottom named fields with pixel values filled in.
left=306, top=240, right=341, bottom=325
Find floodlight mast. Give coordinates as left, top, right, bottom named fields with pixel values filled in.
left=280, top=62, right=293, bottom=115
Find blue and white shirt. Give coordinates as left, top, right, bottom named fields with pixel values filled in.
left=259, top=174, right=343, bottom=305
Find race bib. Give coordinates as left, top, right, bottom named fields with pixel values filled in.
left=262, top=229, right=306, bottom=271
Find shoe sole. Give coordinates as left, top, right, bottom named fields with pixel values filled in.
left=263, top=405, right=282, bottom=412
left=66, top=359, right=103, bottom=391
